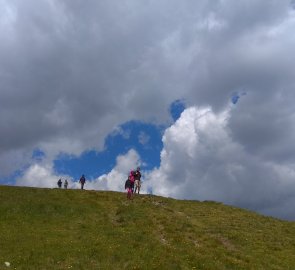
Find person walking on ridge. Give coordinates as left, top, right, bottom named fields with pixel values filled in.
left=64, top=179, right=68, bottom=189
left=129, top=170, right=135, bottom=194
left=134, top=167, right=142, bottom=194
left=57, top=178, right=62, bottom=188
left=79, top=174, right=86, bottom=190
left=125, top=177, right=133, bottom=200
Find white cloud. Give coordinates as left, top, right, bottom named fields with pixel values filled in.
left=15, top=162, right=69, bottom=188
left=144, top=106, right=295, bottom=220
left=111, top=126, right=131, bottom=140
left=16, top=160, right=78, bottom=188
left=138, top=131, right=150, bottom=145
left=86, top=149, right=141, bottom=192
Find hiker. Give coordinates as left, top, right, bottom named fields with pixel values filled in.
left=125, top=177, right=132, bottom=200
left=57, top=178, right=62, bottom=188
left=79, top=174, right=86, bottom=190
left=64, top=179, right=68, bottom=189
left=134, top=167, right=141, bottom=194
left=129, top=170, right=135, bottom=193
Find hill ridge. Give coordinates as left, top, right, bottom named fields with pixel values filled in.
left=1, top=185, right=295, bottom=269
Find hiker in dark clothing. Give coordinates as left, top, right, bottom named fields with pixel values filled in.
left=57, top=178, right=62, bottom=188
left=79, top=174, right=86, bottom=190
left=134, top=167, right=142, bottom=194
left=125, top=178, right=132, bottom=200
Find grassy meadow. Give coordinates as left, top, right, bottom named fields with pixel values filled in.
left=0, top=185, right=295, bottom=269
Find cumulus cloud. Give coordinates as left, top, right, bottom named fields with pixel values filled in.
left=16, top=162, right=71, bottom=188
left=86, top=149, right=141, bottom=191
left=144, top=105, right=295, bottom=220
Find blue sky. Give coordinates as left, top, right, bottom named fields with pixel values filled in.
left=51, top=100, right=184, bottom=181
left=53, top=121, right=164, bottom=180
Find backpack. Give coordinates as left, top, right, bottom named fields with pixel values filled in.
left=125, top=179, right=131, bottom=189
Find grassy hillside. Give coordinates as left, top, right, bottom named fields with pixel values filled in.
left=0, top=185, right=295, bottom=270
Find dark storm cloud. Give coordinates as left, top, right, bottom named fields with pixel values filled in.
left=228, top=90, right=295, bottom=163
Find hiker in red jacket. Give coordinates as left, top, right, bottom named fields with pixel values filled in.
left=129, top=170, right=135, bottom=193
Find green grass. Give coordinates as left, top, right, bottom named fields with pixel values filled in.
left=0, top=185, right=295, bottom=270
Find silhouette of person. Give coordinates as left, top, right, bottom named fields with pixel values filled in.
left=134, top=167, right=142, bottom=194
left=57, top=178, right=62, bottom=188
left=79, top=174, right=86, bottom=190
left=64, top=179, right=68, bottom=189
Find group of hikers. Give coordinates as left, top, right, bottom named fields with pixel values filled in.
left=57, top=174, right=86, bottom=190
left=124, top=167, right=142, bottom=199
left=56, top=167, right=142, bottom=199
left=57, top=178, right=68, bottom=189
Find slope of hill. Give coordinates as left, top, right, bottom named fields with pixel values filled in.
left=0, top=185, right=295, bottom=270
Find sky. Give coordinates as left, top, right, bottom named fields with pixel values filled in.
left=1, top=0, right=295, bottom=221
